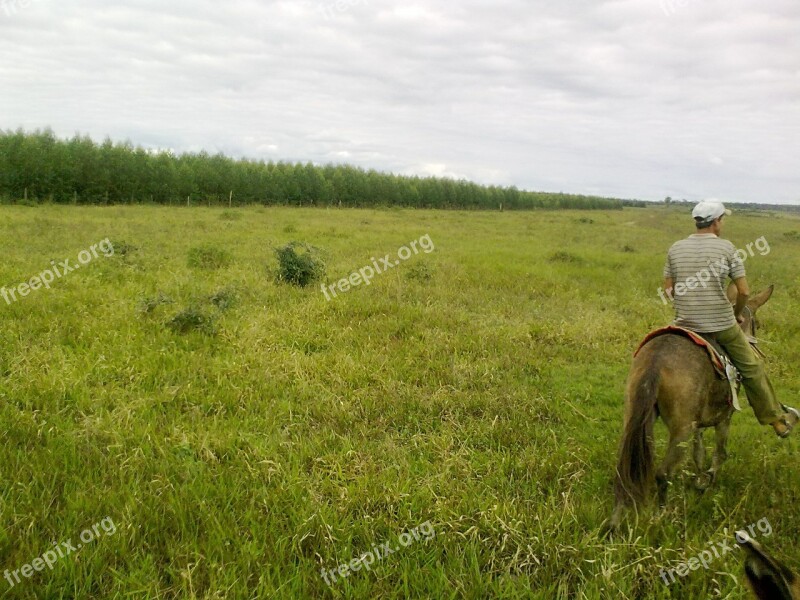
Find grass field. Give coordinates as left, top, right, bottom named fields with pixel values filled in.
left=0, top=204, right=799, bottom=599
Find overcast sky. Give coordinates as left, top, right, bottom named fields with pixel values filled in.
left=1, top=0, right=798, bottom=203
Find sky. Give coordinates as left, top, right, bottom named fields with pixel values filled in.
left=1, top=0, right=798, bottom=204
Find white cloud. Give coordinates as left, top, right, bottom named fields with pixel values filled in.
left=413, top=163, right=468, bottom=180
left=0, top=0, right=798, bottom=203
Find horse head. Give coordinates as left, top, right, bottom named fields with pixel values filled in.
left=738, top=532, right=800, bottom=599
left=727, top=283, right=774, bottom=338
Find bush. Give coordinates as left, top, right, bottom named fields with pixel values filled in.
left=209, top=287, right=237, bottom=312
left=188, top=245, right=230, bottom=270
left=549, top=251, right=583, bottom=264
left=406, top=262, right=434, bottom=282
left=110, top=240, right=137, bottom=256
left=274, top=242, right=325, bottom=287
left=137, top=292, right=174, bottom=314
left=166, top=306, right=217, bottom=335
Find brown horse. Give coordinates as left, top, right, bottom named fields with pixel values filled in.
left=606, top=285, right=774, bottom=532
left=739, top=532, right=800, bottom=599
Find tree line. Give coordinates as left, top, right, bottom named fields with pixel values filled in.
left=0, top=128, right=625, bottom=210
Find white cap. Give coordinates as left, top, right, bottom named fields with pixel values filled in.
left=692, top=200, right=731, bottom=222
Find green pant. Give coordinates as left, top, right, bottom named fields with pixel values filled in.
left=715, top=324, right=784, bottom=425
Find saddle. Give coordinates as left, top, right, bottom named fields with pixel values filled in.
left=634, top=326, right=743, bottom=410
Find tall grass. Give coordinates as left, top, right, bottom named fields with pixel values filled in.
left=0, top=205, right=798, bottom=598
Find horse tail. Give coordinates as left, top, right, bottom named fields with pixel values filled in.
left=614, top=367, right=660, bottom=509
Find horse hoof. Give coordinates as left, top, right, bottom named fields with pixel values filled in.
left=694, top=473, right=713, bottom=491
left=600, top=522, right=616, bottom=539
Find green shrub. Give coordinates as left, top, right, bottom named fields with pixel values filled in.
left=188, top=245, right=230, bottom=270
left=274, top=242, right=325, bottom=287
left=406, top=262, right=434, bottom=282
left=549, top=251, right=583, bottom=264
left=110, top=240, right=137, bottom=256
left=137, top=293, right=174, bottom=315
left=209, top=287, right=237, bottom=312
left=166, top=306, right=217, bottom=335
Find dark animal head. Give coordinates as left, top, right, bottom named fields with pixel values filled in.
left=738, top=532, right=800, bottom=600
left=727, top=284, right=774, bottom=338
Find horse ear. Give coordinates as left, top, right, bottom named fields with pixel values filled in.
left=726, top=282, right=738, bottom=305
left=749, top=285, right=775, bottom=311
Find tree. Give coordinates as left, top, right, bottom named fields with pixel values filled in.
left=0, top=129, right=625, bottom=210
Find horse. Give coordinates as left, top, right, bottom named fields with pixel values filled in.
left=739, top=532, right=800, bottom=599
left=606, top=284, right=774, bottom=532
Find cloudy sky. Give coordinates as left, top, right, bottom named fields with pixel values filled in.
left=1, top=0, right=798, bottom=203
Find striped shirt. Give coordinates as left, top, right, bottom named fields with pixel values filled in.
left=663, top=234, right=745, bottom=333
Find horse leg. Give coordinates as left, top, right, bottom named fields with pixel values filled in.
left=606, top=502, right=626, bottom=535
left=693, top=429, right=711, bottom=490
left=704, top=414, right=731, bottom=487
left=656, top=425, right=693, bottom=507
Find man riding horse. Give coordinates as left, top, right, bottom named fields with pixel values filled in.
left=663, top=200, right=799, bottom=437
left=607, top=201, right=800, bottom=533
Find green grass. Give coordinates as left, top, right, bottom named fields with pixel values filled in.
left=0, top=205, right=799, bottom=599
